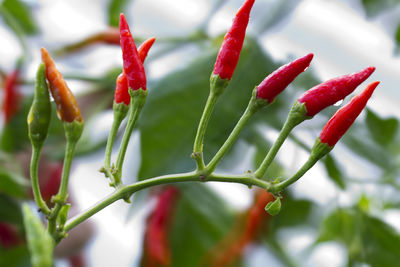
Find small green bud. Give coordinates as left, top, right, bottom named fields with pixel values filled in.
left=265, top=197, right=281, bottom=216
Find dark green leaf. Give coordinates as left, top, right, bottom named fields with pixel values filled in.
left=323, top=155, right=346, bottom=189
left=0, top=167, right=29, bottom=198
left=366, top=109, right=398, bottom=147
left=317, top=208, right=356, bottom=244
left=108, top=0, right=129, bottom=27
left=169, top=184, right=234, bottom=267
left=0, top=193, right=23, bottom=224
left=0, top=245, right=31, bottom=267
left=396, top=22, right=400, bottom=53
left=361, top=0, right=400, bottom=17
left=1, top=0, right=38, bottom=35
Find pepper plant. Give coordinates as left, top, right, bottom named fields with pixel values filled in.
left=2, top=0, right=400, bottom=266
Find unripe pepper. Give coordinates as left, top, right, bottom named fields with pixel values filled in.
left=298, top=66, right=375, bottom=116
left=119, top=13, right=146, bottom=91
left=27, top=63, right=51, bottom=147
left=256, top=53, right=314, bottom=103
left=213, top=0, right=255, bottom=80
left=319, top=81, right=379, bottom=147
left=41, top=47, right=82, bottom=123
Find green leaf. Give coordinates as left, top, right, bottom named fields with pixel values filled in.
left=317, top=208, right=356, bottom=244
left=138, top=38, right=279, bottom=179
left=0, top=167, right=29, bottom=198
left=169, top=184, right=235, bottom=267
left=0, top=245, right=31, bottom=267
left=1, top=0, right=38, bottom=35
left=366, top=109, right=398, bottom=147
left=22, top=204, right=54, bottom=267
left=108, top=0, right=129, bottom=27
left=265, top=197, right=281, bottom=216
left=323, top=155, right=346, bottom=189
left=0, top=193, right=23, bottom=224
left=361, top=0, right=400, bottom=17
left=396, top=22, right=400, bottom=53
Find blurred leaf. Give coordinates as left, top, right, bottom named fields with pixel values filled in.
left=0, top=245, right=31, bottom=267
left=22, top=204, right=53, bottom=267
left=169, top=183, right=234, bottom=267
left=323, top=155, right=346, bottom=189
left=317, top=208, right=357, bottom=244
left=396, top=22, right=400, bottom=53
left=0, top=193, right=23, bottom=224
left=0, top=167, right=29, bottom=198
left=108, top=0, right=129, bottom=27
left=1, top=0, right=38, bottom=35
left=138, top=38, right=279, bottom=178
left=361, top=0, right=400, bottom=17
left=366, top=109, right=398, bottom=147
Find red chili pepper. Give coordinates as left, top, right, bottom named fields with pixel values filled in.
left=142, top=187, right=180, bottom=267
left=298, top=66, right=375, bottom=116
left=2, top=69, right=20, bottom=123
left=41, top=47, right=82, bottom=122
left=319, top=81, right=379, bottom=146
left=114, top=38, right=155, bottom=105
left=114, top=72, right=130, bottom=105
left=213, top=0, right=255, bottom=80
left=138, top=37, right=156, bottom=63
left=119, top=13, right=147, bottom=91
left=256, top=53, right=313, bottom=102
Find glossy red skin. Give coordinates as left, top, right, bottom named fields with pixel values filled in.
left=114, top=72, right=130, bottom=105
left=213, top=0, right=255, bottom=80
left=320, top=81, right=379, bottom=146
left=138, top=37, right=156, bottom=63
left=142, top=187, right=180, bottom=267
left=298, top=66, right=375, bottom=116
left=2, top=70, right=20, bottom=123
left=119, top=14, right=146, bottom=91
left=114, top=38, right=155, bottom=105
left=256, top=53, right=313, bottom=102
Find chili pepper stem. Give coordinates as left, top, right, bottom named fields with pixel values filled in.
left=48, top=121, right=83, bottom=238
left=193, top=74, right=230, bottom=170
left=103, top=102, right=129, bottom=184
left=270, top=140, right=332, bottom=193
left=63, top=171, right=272, bottom=233
left=30, top=145, right=51, bottom=215
left=254, top=101, right=309, bottom=179
left=115, top=89, right=147, bottom=185
left=206, top=88, right=267, bottom=173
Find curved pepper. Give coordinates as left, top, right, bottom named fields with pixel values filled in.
left=256, top=53, right=314, bottom=103
left=27, top=63, right=52, bottom=147
left=41, top=48, right=82, bottom=123
left=138, top=37, right=156, bottom=63
left=213, top=0, right=255, bottom=80
left=119, top=13, right=146, bottom=91
left=319, top=81, right=379, bottom=146
left=298, top=66, right=375, bottom=116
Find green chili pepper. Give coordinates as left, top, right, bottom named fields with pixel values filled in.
left=27, top=63, right=51, bottom=148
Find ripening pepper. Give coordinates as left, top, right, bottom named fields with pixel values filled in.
left=213, top=0, right=255, bottom=80
left=256, top=53, right=314, bottom=103
left=319, top=81, right=379, bottom=147
left=27, top=63, right=51, bottom=147
left=119, top=13, right=146, bottom=91
left=298, top=66, right=375, bottom=116
left=41, top=48, right=82, bottom=123
left=138, top=37, right=156, bottom=63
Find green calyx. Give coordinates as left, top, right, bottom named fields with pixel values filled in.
left=248, top=86, right=269, bottom=112
left=287, top=100, right=312, bottom=126
left=129, top=87, right=148, bottom=106
left=310, top=138, right=333, bottom=161
left=113, top=101, right=130, bottom=119
left=28, top=63, right=51, bottom=148
left=210, top=73, right=230, bottom=96
left=63, top=120, right=84, bottom=144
